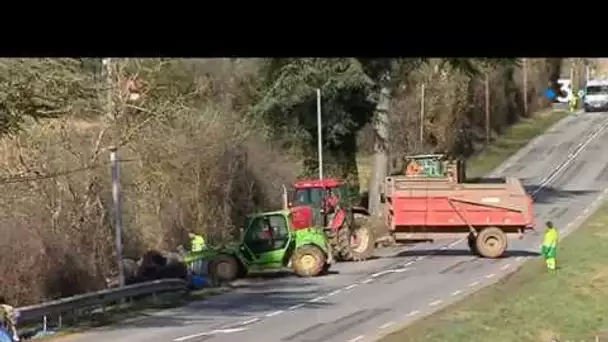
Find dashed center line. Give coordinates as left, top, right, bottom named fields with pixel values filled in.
left=327, top=289, right=342, bottom=297
left=309, top=296, right=326, bottom=303
left=265, top=310, right=283, bottom=317
left=345, top=284, right=358, bottom=290
left=242, top=317, right=260, bottom=325
left=288, top=303, right=305, bottom=310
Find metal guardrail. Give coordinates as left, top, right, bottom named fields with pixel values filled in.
left=16, top=278, right=188, bottom=329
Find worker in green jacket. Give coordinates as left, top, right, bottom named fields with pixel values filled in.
left=541, top=221, right=559, bottom=271
left=188, top=232, right=206, bottom=253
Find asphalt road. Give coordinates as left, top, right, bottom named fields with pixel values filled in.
left=60, top=111, right=608, bottom=342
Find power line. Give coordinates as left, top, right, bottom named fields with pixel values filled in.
left=0, top=145, right=217, bottom=185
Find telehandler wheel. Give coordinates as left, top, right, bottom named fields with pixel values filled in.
left=467, top=233, right=480, bottom=256
left=209, top=254, right=240, bottom=282
left=292, top=245, right=326, bottom=277
left=475, top=227, right=508, bottom=258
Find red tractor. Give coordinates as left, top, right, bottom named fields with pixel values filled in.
left=285, top=178, right=375, bottom=261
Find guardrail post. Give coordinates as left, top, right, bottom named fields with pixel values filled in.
left=42, top=315, right=47, bottom=333
left=58, top=314, right=63, bottom=329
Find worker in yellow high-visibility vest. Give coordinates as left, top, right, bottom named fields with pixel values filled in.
left=188, top=232, right=206, bottom=253
left=541, top=221, right=559, bottom=271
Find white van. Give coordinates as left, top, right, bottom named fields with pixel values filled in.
left=583, top=79, right=608, bottom=112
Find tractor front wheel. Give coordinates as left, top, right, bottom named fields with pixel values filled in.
left=209, top=254, right=240, bottom=283
left=292, top=245, right=326, bottom=277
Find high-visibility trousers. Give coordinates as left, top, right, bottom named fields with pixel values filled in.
left=545, top=257, right=556, bottom=270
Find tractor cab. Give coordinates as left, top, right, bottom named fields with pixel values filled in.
left=288, top=178, right=352, bottom=227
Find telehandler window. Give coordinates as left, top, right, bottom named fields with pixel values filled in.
left=246, top=215, right=290, bottom=253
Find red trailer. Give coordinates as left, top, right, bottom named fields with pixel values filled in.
left=382, top=154, right=535, bottom=258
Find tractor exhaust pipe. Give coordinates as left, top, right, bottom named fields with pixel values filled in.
left=282, top=184, right=288, bottom=210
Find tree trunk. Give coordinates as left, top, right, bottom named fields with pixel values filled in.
left=368, top=84, right=391, bottom=216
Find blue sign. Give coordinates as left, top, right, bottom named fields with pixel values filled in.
left=545, top=88, right=557, bottom=100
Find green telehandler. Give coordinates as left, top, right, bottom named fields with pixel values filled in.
left=185, top=205, right=334, bottom=283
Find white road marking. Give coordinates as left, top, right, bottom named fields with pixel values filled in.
left=584, top=208, right=590, bottom=214
left=468, top=281, right=479, bottom=287
left=403, top=261, right=414, bottom=267
left=485, top=273, right=495, bottom=279
left=429, top=300, right=442, bottom=306
left=348, top=335, right=365, bottom=342
left=379, top=321, right=396, bottom=329
left=241, top=317, right=260, bottom=325
left=309, top=296, right=326, bottom=303
left=451, top=290, right=462, bottom=296
left=288, top=304, right=305, bottom=310
left=394, top=267, right=410, bottom=273
left=371, top=270, right=394, bottom=278
left=327, top=289, right=342, bottom=297
left=515, top=257, right=523, bottom=262
left=173, top=328, right=248, bottom=341
left=449, top=240, right=461, bottom=247
left=265, top=310, right=283, bottom=317
left=345, top=284, right=358, bottom=290
left=500, top=264, right=511, bottom=270
left=406, top=310, right=420, bottom=317
left=362, top=278, right=374, bottom=284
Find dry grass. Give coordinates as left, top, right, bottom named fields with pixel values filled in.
left=0, top=59, right=298, bottom=306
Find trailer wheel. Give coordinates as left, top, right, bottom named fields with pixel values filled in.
left=475, top=227, right=508, bottom=258
left=467, top=233, right=479, bottom=256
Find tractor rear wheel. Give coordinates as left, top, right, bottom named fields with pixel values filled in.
left=475, top=227, right=508, bottom=258
left=292, top=245, right=326, bottom=277
left=351, top=215, right=375, bottom=260
left=336, top=217, right=375, bottom=261
left=209, top=254, right=240, bottom=283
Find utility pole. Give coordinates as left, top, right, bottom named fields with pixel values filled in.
left=420, top=83, right=425, bottom=145
left=102, top=58, right=115, bottom=120
left=316, top=88, right=323, bottom=180
left=485, top=74, right=491, bottom=146
left=110, top=147, right=125, bottom=288
left=522, top=58, right=528, bottom=116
